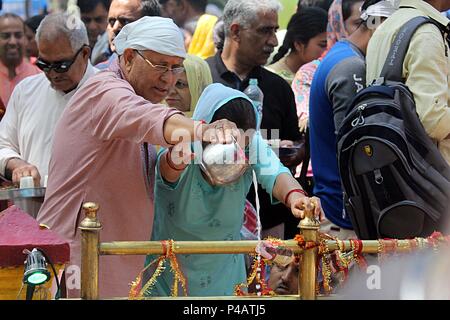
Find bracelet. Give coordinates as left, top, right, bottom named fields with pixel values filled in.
left=284, top=188, right=308, bottom=206
left=165, top=149, right=186, bottom=171
left=195, top=120, right=206, bottom=141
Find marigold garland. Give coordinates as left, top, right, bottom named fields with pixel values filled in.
left=129, top=232, right=450, bottom=299
left=234, top=237, right=294, bottom=296
left=234, top=254, right=274, bottom=296
left=294, top=234, right=317, bottom=250
left=292, top=231, right=450, bottom=296
left=129, top=239, right=187, bottom=299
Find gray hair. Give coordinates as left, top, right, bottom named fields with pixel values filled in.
left=222, top=0, right=282, bottom=37
left=36, top=13, right=89, bottom=52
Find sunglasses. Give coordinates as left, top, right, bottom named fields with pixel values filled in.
left=36, top=45, right=86, bottom=73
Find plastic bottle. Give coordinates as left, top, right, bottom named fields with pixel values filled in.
left=243, top=78, right=264, bottom=131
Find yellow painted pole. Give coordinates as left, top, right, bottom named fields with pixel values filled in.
left=99, top=240, right=303, bottom=255
left=79, top=202, right=102, bottom=300
left=298, top=203, right=320, bottom=300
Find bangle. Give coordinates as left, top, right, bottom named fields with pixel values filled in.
left=195, top=120, right=206, bottom=141
left=165, top=150, right=186, bottom=171
left=284, top=188, right=308, bottom=206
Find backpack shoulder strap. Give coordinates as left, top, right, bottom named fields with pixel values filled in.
left=380, top=16, right=435, bottom=82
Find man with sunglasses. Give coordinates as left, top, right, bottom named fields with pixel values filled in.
left=0, top=13, right=41, bottom=109
left=0, top=13, right=96, bottom=189
left=37, top=16, right=240, bottom=298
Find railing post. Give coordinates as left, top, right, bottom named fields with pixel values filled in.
left=298, top=203, right=320, bottom=300
left=79, top=202, right=101, bottom=300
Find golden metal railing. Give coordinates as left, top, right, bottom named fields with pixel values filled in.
left=78, top=202, right=431, bottom=300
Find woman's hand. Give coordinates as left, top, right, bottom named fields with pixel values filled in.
left=200, top=119, right=241, bottom=144
left=289, top=194, right=324, bottom=221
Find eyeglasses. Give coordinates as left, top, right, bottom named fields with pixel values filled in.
left=36, top=45, right=86, bottom=73
left=135, top=50, right=185, bottom=75
left=81, top=16, right=107, bottom=24
left=0, top=32, right=24, bottom=40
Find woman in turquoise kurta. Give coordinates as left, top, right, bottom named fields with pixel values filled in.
left=146, top=83, right=320, bottom=296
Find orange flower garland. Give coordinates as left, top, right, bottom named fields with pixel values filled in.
left=129, top=240, right=187, bottom=299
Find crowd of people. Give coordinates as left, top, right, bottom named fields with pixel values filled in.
left=0, top=0, right=449, bottom=298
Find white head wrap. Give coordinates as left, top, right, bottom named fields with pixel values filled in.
left=360, top=0, right=399, bottom=21
left=113, top=16, right=186, bottom=58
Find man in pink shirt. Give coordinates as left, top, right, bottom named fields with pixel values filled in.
left=37, top=16, right=239, bottom=298
left=0, top=13, right=40, bottom=108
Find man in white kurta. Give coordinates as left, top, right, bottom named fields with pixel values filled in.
left=0, top=13, right=97, bottom=187
left=0, top=65, right=96, bottom=185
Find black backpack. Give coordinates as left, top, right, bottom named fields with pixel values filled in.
left=337, top=16, right=450, bottom=240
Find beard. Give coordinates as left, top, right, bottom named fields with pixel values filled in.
left=1, top=46, right=23, bottom=67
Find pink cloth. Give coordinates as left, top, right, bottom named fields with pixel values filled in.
left=0, top=59, right=41, bottom=106
left=241, top=200, right=258, bottom=240
left=292, top=60, right=321, bottom=124
left=37, top=60, right=181, bottom=298
left=326, top=0, right=349, bottom=48
left=292, top=60, right=320, bottom=178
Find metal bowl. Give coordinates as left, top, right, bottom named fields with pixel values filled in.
left=200, top=141, right=249, bottom=186
left=0, top=187, right=45, bottom=218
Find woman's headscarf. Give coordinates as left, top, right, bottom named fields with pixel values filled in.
left=192, top=83, right=257, bottom=125
left=326, top=0, right=350, bottom=49
left=188, top=14, right=218, bottom=60
left=191, top=83, right=258, bottom=165
left=184, top=54, right=213, bottom=117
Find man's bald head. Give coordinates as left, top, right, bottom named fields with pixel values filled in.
left=107, top=0, right=161, bottom=52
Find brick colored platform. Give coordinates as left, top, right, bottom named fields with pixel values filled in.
left=0, top=206, right=70, bottom=300
left=0, top=205, right=70, bottom=267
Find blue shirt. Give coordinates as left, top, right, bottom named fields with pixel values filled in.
left=95, top=53, right=117, bottom=71
left=309, top=40, right=366, bottom=229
